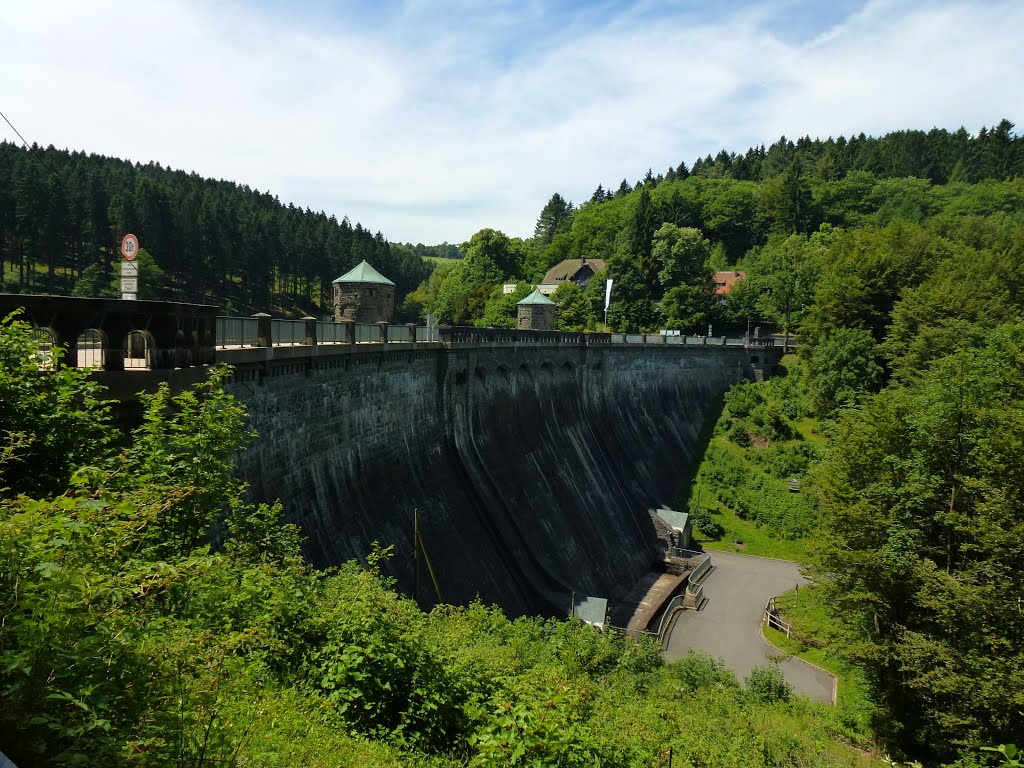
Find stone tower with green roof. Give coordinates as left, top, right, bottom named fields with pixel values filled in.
left=332, top=260, right=396, bottom=323
left=517, top=289, right=556, bottom=331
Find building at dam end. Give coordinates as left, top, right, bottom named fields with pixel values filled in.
left=517, top=289, right=556, bottom=330
left=332, top=260, right=396, bottom=323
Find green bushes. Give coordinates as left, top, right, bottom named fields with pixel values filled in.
left=669, top=651, right=740, bottom=693
left=695, top=442, right=818, bottom=540
left=694, top=362, right=820, bottom=546
left=747, top=665, right=793, bottom=705
left=0, top=320, right=875, bottom=767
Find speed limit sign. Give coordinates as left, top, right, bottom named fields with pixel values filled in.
left=121, top=233, right=139, bottom=261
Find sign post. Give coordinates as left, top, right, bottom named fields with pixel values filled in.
left=121, top=234, right=139, bottom=300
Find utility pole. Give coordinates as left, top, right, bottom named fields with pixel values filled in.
left=413, top=507, right=419, bottom=603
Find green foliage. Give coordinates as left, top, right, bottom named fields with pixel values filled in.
left=669, top=651, right=739, bottom=692
left=724, top=380, right=766, bottom=418
left=746, top=664, right=793, bottom=704
left=652, top=223, right=711, bottom=289
left=881, top=245, right=1024, bottom=381
left=697, top=363, right=820, bottom=549
left=70, top=247, right=168, bottom=300
left=469, top=683, right=604, bottom=768
left=982, top=743, right=1021, bottom=767
left=462, top=228, right=525, bottom=283
left=1, top=141, right=432, bottom=314
left=0, top=311, right=116, bottom=497
left=742, top=231, right=825, bottom=340
left=690, top=510, right=725, bottom=539
left=660, top=282, right=713, bottom=332
left=113, top=366, right=253, bottom=554
left=815, top=325, right=1024, bottom=762
left=0, top=374, right=879, bottom=768
left=807, top=326, right=883, bottom=416
left=71, top=261, right=118, bottom=298
left=551, top=281, right=590, bottom=331
left=477, top=283, right=531, bottom=329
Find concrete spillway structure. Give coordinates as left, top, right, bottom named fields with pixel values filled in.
left=228, top=341, right=766, bottom=617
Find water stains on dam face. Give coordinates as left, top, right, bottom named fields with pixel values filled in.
left=227, top=340, right=773, bottom=617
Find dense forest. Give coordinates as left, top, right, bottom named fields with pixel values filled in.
left=0, top=142, right=432, bottom=315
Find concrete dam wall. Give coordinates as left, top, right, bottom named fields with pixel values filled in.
left=227, top=343, right=758, bottom=617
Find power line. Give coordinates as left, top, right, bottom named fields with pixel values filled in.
left=0, top=109, right=32, bottom=149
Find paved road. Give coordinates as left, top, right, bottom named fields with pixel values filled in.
left=663, top=551, right=835, bottom=703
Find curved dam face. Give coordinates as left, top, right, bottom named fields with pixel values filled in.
left=228, top=343, right=759, bottom=617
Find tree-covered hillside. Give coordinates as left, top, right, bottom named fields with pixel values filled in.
left=586, top=122, right=1024, bottom=764
left=407, top=121, right=1024, bottom=335
left=0, top=142, right=432, bottom=315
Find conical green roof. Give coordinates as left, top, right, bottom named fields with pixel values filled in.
left=333, top=260, right=395, bottom=286
left=517, top=289, right=556, bottom=306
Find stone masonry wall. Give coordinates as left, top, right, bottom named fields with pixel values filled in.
left=333, top=283, right=395, bottom=323
left=517, top=304, right=555, bottom=331
left=228, top=343, right=754, bottom=617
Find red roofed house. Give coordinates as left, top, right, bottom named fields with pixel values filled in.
left=712, top=270, right=746, bottom=297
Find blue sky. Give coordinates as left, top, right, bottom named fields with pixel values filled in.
left=2, top=0, right=1022, bottom=245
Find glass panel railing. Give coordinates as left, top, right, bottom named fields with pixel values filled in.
left=354, top=323, right=382, bottom=343
left=415, top=326, right=440, bottom=342
left=271, top=319, right=307, bottom=345
left=216, top=316, right=261, bottom=347
left=317, top=321, right=349, bottom=344
left=387, top=325, right=413, bottom=342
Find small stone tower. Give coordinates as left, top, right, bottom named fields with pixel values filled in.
left=332, top=260, right=396, bottom=323
left=517, top=289, right=556, bottom=331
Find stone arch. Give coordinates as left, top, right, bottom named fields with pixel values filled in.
left=31, top=327, right=58, bottom=370
left=75, top=328, right=107, bottom=370
left=124, top=330, right=155, bottom=370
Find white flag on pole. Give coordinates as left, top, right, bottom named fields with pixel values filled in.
left=604, top=279, right=613, bottom=311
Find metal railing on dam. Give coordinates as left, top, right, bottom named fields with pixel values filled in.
left=214, top=314, right=780, bottom=356
left=0, top=294, right=784, bottom=376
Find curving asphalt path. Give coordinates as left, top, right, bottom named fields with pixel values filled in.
left=663, top=551, right=835, bottom=703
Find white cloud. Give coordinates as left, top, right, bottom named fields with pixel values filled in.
left=1, top=0, right=1021, bottom=245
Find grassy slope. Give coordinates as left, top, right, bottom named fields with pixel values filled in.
left=762, top=586, right=876, bottom=741
left=688, top=357, right=823, bottom=561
